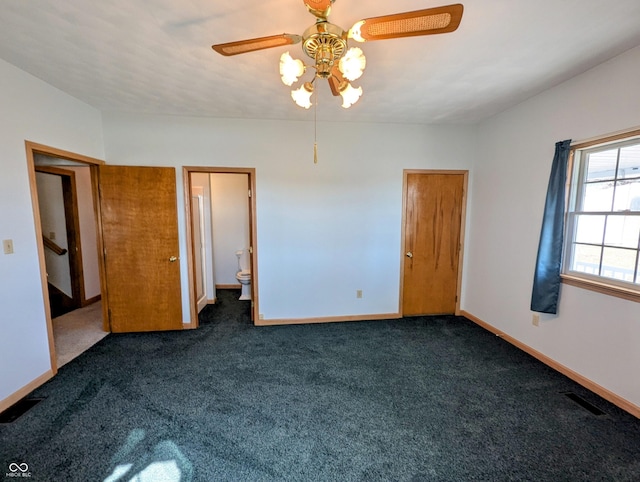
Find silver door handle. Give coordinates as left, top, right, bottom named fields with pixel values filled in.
left=169, top=256, right=178, bottom=262
left=406, top=252, right=413, bottom=258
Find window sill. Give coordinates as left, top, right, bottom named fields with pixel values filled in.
left=561, top=274, right=640, bottom=303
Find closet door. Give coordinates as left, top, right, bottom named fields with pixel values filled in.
left=402, top=171, right=466, bottom=315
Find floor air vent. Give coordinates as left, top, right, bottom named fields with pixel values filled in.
left=562, top=392, right=606, bottom=416
left=0, top=398, right=44, bottom=424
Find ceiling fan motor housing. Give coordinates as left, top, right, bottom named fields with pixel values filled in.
left=302, top=21, right=347, bottom=78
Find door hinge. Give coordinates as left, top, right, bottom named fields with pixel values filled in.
left=248, top=246, right=253, bottom=254
left=248, top=189, right=252, bottom=198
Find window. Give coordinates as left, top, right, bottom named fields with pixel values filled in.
left=564, top=130, right=640, bottom=300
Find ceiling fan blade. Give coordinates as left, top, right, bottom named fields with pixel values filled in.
left=349, top=4, right=463, bottom=42
left=302, top=0, right=334, bottom=19
left=212, top=34, right=302, bottom=56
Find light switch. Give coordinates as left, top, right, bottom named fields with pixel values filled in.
left=3, top=239, right=14, bottom=255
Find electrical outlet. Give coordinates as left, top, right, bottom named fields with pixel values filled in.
left=259, top=313, right=264, bottom=320
left=3, top=239, right=14, bottom=255
left=49, top=231, right=56, bottom=240
left=356, top=290, right=363, bottom=299
left=532, top=314, right=540, bottom=327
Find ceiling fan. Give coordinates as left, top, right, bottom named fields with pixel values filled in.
left=212, top=1, right=463, bottom=109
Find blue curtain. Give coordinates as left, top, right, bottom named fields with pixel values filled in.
left=531, top=139, right=572, bottom=314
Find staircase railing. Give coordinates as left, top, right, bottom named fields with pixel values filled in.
left=42, top=235, right=67, bottom=255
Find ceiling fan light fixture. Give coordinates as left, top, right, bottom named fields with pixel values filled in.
left=292, top=82, right=315, bottom=109
left=314, top=44, right=336, bottom=78
left=339, top=83, right=362, bottom=108
left=213, top=3, right=463, bottom=111
left=280, top=52, right=306, bottom=86
left=338, top=47, right=366, bottom=81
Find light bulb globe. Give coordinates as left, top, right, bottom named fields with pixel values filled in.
left=280, top=52, right=305, bottom=86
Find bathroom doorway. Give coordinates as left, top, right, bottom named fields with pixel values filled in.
left=183, top=167, right=258, bottom=327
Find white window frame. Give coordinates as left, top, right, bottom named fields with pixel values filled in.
left=562, top=128, right=640, bottom=303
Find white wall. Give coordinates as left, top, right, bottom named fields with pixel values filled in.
left=101, top=114, right=476, bottom=322
left=0, top=58, right=104, bottom=405
left=464, top=45, right=640, bottom=407
left=210, top=173, right=250, bottom=285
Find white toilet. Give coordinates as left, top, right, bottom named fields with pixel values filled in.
left=235, top=249, right=251, bottom=300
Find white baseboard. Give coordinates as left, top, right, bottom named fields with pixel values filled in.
left=0, top=369, right=54, bottom=414
left=256, top=312, right=402, bottom=327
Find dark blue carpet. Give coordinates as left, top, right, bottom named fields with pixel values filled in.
left=1, top=290, right=639, bottom=481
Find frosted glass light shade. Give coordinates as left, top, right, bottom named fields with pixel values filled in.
left=340, top=83, right=362, bottom=108
left=339, top=47, right=366, bottom=81
left=280, top=52, right=305, bottom=86
left=291, top=82, right=314, bottom=109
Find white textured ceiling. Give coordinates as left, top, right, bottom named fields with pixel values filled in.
left=2, top=0, right=640, bottom=124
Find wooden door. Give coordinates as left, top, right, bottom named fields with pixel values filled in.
left=99, top=165, right=183, bottom=332
left=402, top=172, right=466, bottom=315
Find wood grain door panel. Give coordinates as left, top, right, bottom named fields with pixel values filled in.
left=403, top=172, right=465, bottom=315
left=100, top=165, right=183, bottom=332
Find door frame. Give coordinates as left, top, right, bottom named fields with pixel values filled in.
left=183, top=167, right=259, bottom=327
left=25, top=141, right=106, bottom=373
left=34, top=165, right=85, bottom=310
left=399, top=169, right=468, bottom=316
left=191, top=187, right=208, bottom=313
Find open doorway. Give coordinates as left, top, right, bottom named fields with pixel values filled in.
left=26, top=142, right=107, bottom=370
left=183, top=167, right=259, bottom=328
left=35, top=164, right=89, bottom=315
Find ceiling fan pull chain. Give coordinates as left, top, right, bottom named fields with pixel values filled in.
left=314, top=93, right=318, bottom=164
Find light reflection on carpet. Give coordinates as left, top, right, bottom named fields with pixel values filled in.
left=103, top=429, right=192, bottom=482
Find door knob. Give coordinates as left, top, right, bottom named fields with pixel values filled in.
left=169, top=256, right=178, bottom=262
left=406, top=252, right=413, bottom=258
